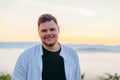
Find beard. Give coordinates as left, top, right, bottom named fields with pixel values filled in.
left=42, top=38, right=58, bottom=47
left=43, top=42, right=56, bottom=47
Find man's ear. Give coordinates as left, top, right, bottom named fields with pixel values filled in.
left=58, top=26, right=60, bottom=33
left=38, top=27, right=40, bottom=31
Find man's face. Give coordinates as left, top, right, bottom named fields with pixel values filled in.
left=38, top=20, right=59, bottom=47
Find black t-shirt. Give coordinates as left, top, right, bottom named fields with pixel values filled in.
left=42, top=46, right=66, bottom=80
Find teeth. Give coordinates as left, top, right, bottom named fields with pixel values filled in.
left=45, top=35, right=54, bottom=39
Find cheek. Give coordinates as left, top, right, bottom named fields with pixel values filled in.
left=38, top=32, right=43, bottom=38
left=39, top=34, right=44, bottom=38
left=38, top=30, right=43, bottom=37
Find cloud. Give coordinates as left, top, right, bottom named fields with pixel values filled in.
left=18, top=0, right=96, bottom=16
left=68, top=32, right=103, bottom=37
left=17, top=0, right=34, bottom=5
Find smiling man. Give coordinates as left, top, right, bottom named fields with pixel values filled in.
left=12, top=14, right=81, bottom=80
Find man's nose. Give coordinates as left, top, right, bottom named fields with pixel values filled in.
left=46, top=30, right=52, bottom=35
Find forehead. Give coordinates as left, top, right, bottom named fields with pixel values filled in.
left=39, top=20, right=58, bottom=29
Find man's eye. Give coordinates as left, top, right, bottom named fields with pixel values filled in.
left=50, top=28, right=56, bottom=31
left=41, top=30, right=47, bottom=32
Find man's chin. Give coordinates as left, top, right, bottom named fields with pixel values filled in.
left=43, top=42, right=56, bottom=47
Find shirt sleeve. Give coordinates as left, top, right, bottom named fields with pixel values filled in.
left=74, top=52, right=82, bottom=80
left=12, top=53, right=27, bottom=80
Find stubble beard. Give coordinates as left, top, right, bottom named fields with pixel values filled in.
left=42, top=38, right=58, bottom=47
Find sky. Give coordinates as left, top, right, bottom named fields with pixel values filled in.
left=0, top=0, right=120, bottom=45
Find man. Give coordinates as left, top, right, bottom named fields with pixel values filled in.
left=12, top=14, right=81, bottom=80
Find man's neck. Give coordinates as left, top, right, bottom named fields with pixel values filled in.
left=42, top=43, right=61, bottom=52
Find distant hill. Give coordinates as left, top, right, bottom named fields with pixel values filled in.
left=0, top=42, right=120, bottom=52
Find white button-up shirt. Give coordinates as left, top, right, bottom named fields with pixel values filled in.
left=12, top=44, right=81, bottom=80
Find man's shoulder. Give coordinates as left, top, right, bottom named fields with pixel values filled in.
left=20, top=44, right=41, bottom=56
left=61, top=44, right=76, bottom=52
left=61, top=44, right=79, bottom=63
left=25, top=44, right=40, bottom=51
